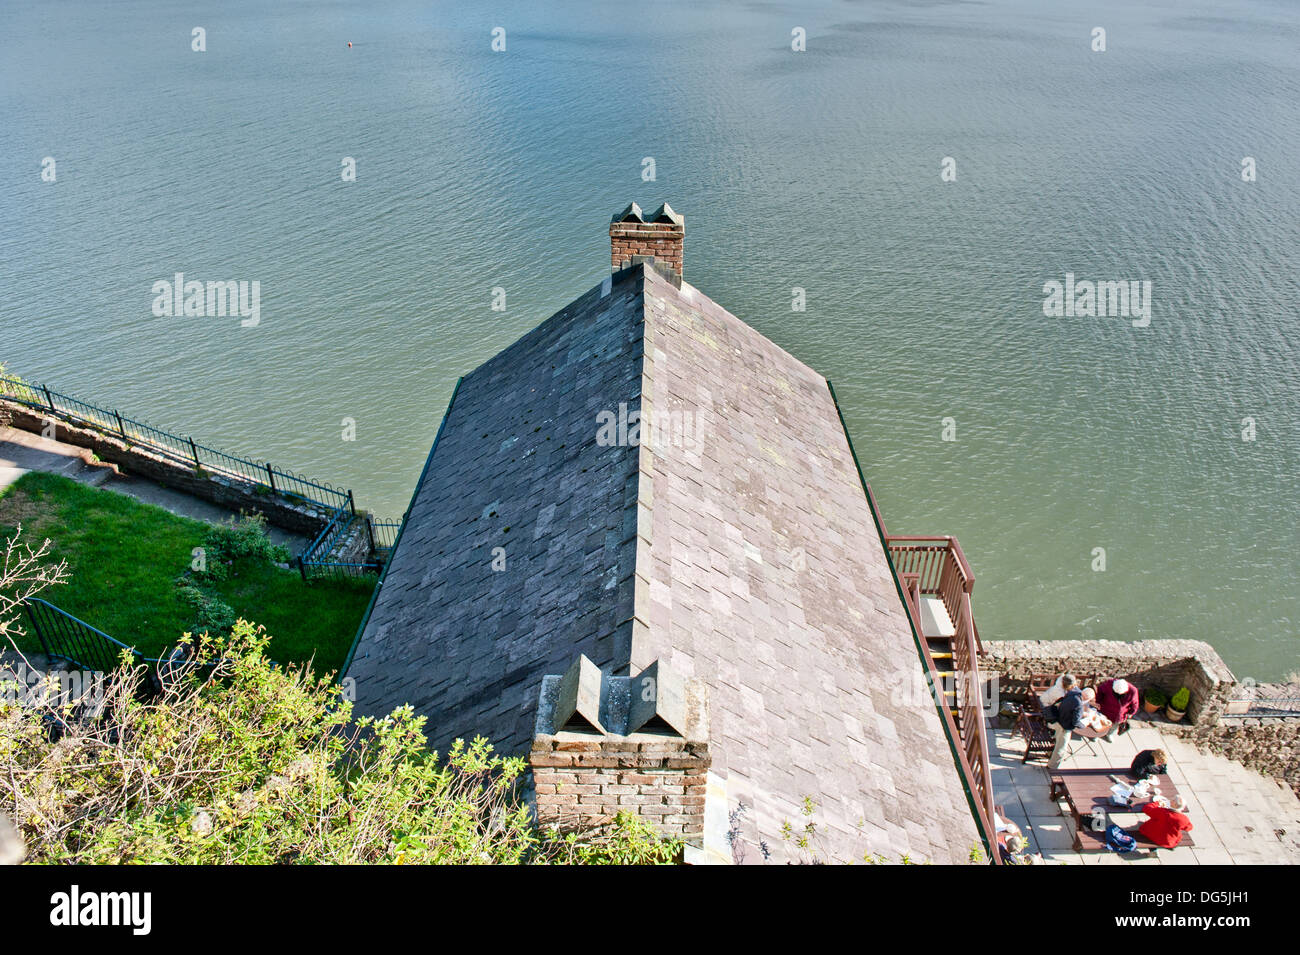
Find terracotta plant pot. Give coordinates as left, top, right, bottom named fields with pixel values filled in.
left=1166, top=705, right=1186, bottom=723
left=1143, top=700, right=1161, bottom=714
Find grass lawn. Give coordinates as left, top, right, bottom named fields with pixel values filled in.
left=0, top=471, right=374, bottom=675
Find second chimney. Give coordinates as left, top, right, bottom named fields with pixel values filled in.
left=610, top=202, right=685, bottom=281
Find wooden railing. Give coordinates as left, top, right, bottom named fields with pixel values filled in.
left=886, top=535, right=998, bottom=857
left=885, top=535, right=980, bottom=650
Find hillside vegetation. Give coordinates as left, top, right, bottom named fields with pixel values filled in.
left=0, top=622, right=677, bottom=864
left=0, top=471, right=370, bottom=673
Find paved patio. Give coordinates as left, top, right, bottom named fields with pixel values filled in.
left=991, top=714, right=1300, bottom=864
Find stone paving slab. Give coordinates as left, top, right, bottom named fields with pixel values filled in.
left=990, top=716, right=1299, bottom=865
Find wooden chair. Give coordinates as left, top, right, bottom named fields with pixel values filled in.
left=1024, top=672, right=1057, bottom=714
left=1014, top=711, right=1055, bottom=764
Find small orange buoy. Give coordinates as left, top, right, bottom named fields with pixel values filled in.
left=347, top=41, right=352, bottom=48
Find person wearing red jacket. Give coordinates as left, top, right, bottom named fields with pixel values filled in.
left=1095, top=677, right=1140, bottom=741
left=1139, top=801, right=1193, bottom=848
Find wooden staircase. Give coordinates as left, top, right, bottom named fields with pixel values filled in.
left=887, top=534, right=998, bottom=861
left=918, top=593, right=960, bottom=726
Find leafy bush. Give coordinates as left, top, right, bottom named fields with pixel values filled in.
left=176, top=512, right=290, bottom=635
left=550, top=811, right=681, bottom=865
left=1144, top=687, right=1167, bottom=707
left=1169, top=686, right=1190, bottom=712
left=0, top=622, right=680, bottom=865
left=174, top=579, right=237, bottom=633
left=195, top=513, right=291, bottom=581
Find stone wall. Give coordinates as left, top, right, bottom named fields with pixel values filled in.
left=982, top=638, right=1234, bottom=725
left=1166, top=714, right=1300, bottom=800
left=2, top=400, right=333, bottom=540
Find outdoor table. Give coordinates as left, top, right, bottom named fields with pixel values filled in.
left=1048, top=768, right=1195, bottom=852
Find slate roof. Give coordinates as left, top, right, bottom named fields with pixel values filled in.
left=348, top=271, right=643, bottom=756
left=347, top=263, right=982, bottom=864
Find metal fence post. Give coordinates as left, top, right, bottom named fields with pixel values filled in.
left=296, top=555, right=308, bottom=582
left=265, top=463, right=277, bottom=492
left=188, top=437, right=200, bottom=470
left=348, top=489, right=356, bottom=516
left=41, top=384, right=55, bottom=411
left=113, top=410, right=126, bottom=438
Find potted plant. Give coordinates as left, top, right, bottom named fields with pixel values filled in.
left=1143, top=687, right=1167, bottom=714
left=1166, top=687, right=1190, bottom=722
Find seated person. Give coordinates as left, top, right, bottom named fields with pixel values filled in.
left=992, top=809, right=1024, bottom=863
left=1074, top=687, right=1113, bottom=738
left=1130, top=748, right=1168, bottom=780
left=1095, top=677, right=1140, bottom=740
left=1139, top=799, right=1193, bottom=848
left=1038, top=673, right=1069, bottom=709
left=1002, top=832, right=1029, bottom=862
left=993, top=810, right=1021, bottom=838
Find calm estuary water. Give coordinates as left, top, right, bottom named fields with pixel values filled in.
left=3, top=0, right=1298, bottom=679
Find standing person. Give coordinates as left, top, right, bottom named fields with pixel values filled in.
left=1045, top=674, right=1083, bottom=768
left=1095, top=677, right=1140, bottom=741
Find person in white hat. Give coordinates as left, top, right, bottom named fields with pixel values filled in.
left=1096, top=676, right=1140, bottom=741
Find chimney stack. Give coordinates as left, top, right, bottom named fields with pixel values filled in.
left=610, top=202, right=685, bottom=282
left=530, top=654, right=710, bottom=848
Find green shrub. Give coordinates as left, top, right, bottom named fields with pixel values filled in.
left=175, top=579, right=237, bottom=633
left=1169, top=686, right=1190, bottom=712
left=196, top=513, right=290, bottom=581
left=176, top=513, right=289, bottom=635
left=0, top=622, right=680, bottom=865
left=1144, top=687, right=1167, bottom=707
left=551, top=811, right=682, bottom=865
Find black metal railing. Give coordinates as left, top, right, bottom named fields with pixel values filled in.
left=298, top=508, right=365, bottom=579
left=22, top=598, right=254, bottom=704
left=0, top=373, right=405, bottom=578
left=1, top=373, right=351, bottom=514
left=24, top=598, right=147, bottom=673
left=368, top=518, right=402, bottom=552
left=298, top=514, right=404, bottom=580
left=1224, top=682, right=1300, bottom=718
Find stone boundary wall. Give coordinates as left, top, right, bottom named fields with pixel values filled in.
left=529, top=733, right=709, bottom=844
left=983, top=638, right=1233, bottom=725
left=1169, top=717, right=1300, bottom=799
left=331, top=520, right=371, bottom=564
left=2, top=400, right=333, bottom=540
left=984, top=639, right=1300, bottom=798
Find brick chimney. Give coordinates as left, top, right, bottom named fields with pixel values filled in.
left=530, top=655, right=710, bottom=847
left=610, top=202, right=685, bottom=281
